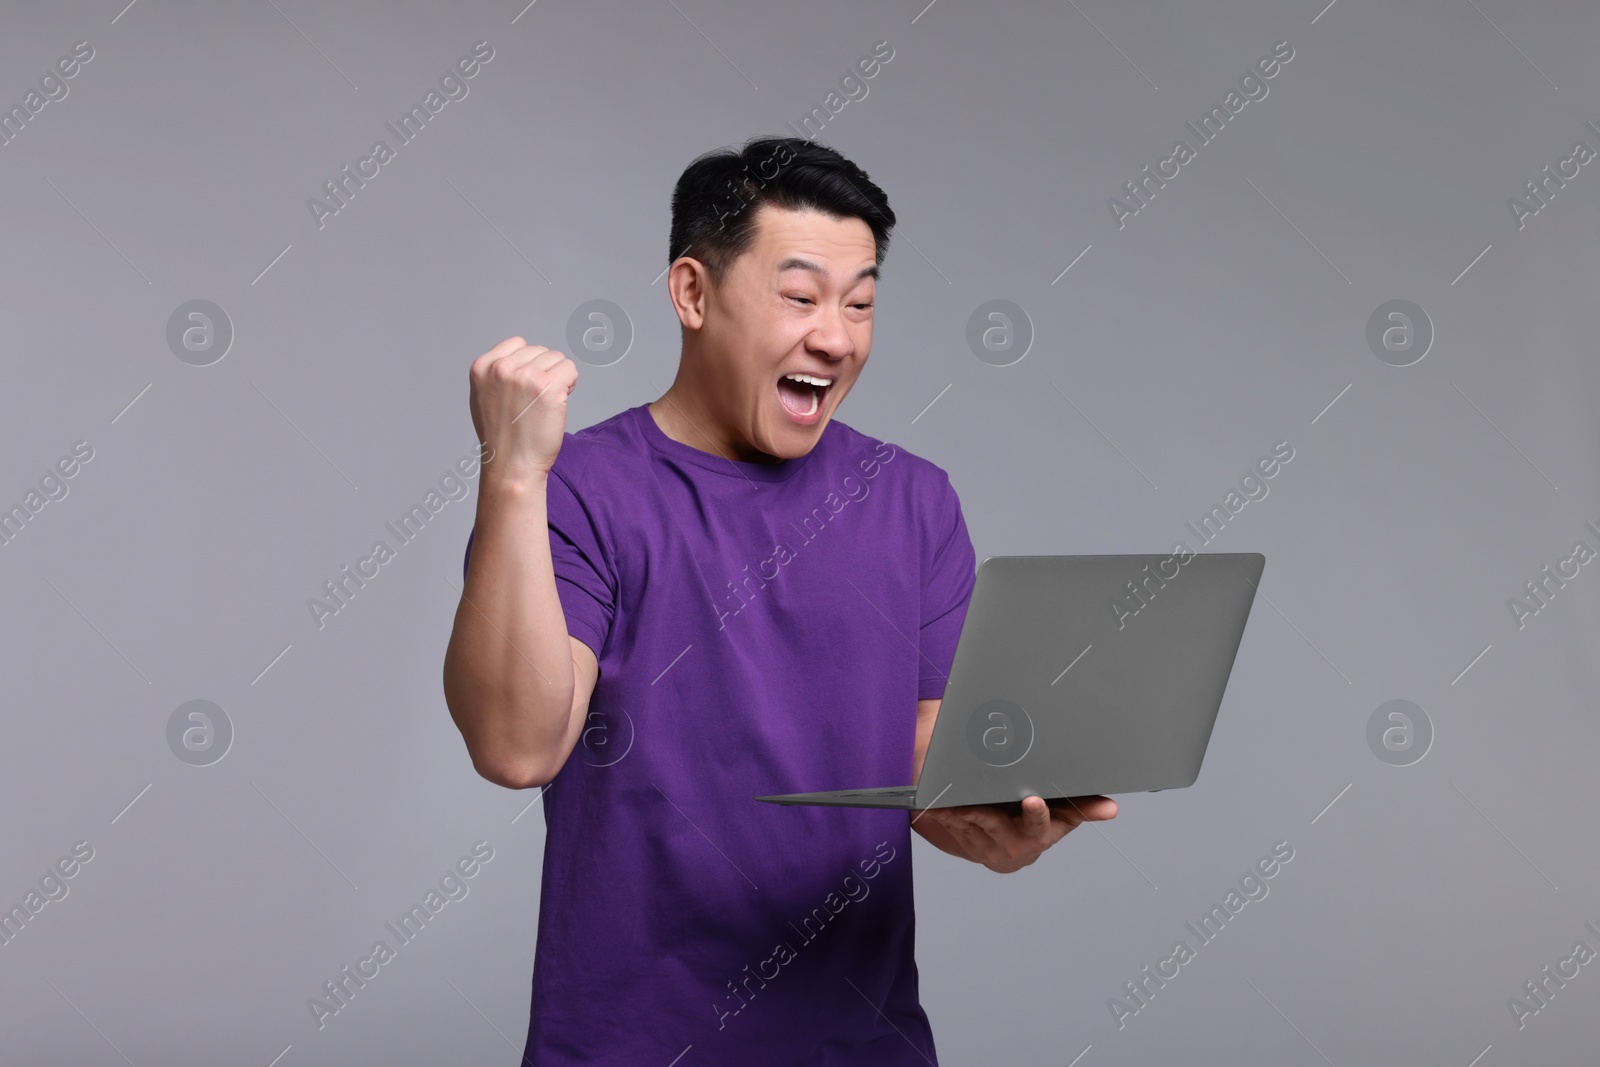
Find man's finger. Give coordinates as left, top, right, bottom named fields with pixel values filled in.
left=933, top=809, right=976, bottom=835
left=958, top=806, right=1008, bottom=845
left=1060, top=795, right=1118, bottom=824
left=1051, top=799, right=1089, bottom=829
left=945, top=810, right=995, bottom=856
left=1022, top=796, right=1052, bottom=837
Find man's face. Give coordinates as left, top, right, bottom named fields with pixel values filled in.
left=691, top=203, right=878, bottom=461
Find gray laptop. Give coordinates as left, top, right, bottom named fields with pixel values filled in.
left=754, top=552, right=1265, bottom=810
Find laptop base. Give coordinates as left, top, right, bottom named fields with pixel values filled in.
left=754, top=787, right=1094, bottom=812
left=754, top=786, right=920, bottom=809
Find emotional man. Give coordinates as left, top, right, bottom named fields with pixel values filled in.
left=442, top=135, right=1117, bottom=1065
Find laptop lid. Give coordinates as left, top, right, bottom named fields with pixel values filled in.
left=912, top=552, right=1265, bottom=808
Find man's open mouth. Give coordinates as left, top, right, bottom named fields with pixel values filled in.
left=776, top=372, right=833, bottom=420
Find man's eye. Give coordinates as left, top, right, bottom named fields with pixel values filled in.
left=786, top=296, right=872, bottom=309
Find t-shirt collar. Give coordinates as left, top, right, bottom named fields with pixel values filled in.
left=632, top=404, right=818, bottom=483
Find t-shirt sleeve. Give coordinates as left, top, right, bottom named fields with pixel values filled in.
left=918, top=471, right=977, bottom=700
left=460, top=467, right=617, bottom=659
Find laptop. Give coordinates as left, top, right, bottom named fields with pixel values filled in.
left=754, top=552, right=1265, bottom=810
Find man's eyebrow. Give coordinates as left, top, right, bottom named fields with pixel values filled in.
left=775, top=257, right=878, bottom=282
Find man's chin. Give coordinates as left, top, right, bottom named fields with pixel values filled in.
left=762, top=418, right=830, bottom=461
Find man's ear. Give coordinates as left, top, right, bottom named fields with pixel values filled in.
left=667, top=258, right=710, bottom=331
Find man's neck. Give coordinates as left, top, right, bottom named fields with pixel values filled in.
left=648, top=386, right=783, bottom=465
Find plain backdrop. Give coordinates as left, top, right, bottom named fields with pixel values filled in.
left=1, top=0, right=1598, bottom=1064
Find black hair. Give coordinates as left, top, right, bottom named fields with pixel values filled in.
left=667, top=135, right=896, bottom=288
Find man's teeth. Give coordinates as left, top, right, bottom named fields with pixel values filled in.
left=780, top=373, right=826, bottom=417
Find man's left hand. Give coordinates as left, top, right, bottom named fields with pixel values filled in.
left=917, top=795, right=1117, bottom=873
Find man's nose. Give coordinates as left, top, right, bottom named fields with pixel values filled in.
left=807, top=305, right=854, bottom=361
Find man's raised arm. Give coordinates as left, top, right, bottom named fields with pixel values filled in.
left=442, top=336, right=598, bottom=790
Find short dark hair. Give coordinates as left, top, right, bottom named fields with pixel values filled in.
left=668, top=135, right=896, bottom=288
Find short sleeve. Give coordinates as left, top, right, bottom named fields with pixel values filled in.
left=918, top=472, right=977, bottom=700
left=461, top=468, right=617, bottom=659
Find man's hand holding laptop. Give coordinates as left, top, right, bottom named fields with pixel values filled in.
left=916, top=795, right=1118, bottom=874
left=903, top=692, right=1117, bottom=873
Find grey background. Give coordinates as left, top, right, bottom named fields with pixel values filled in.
left=2, top=0, right=1597, bottom=1063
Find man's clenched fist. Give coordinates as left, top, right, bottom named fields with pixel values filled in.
left=469, top=336, right=579, bottom=486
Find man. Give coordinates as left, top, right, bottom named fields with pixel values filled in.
left=442, top=135, right=1117, bottom=1066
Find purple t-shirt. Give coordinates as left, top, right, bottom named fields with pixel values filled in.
left=462, top=403, right=976, bottom=1065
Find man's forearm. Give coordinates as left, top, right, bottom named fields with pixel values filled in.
left=442, top=472, right=576, bottom=786
left=910, top=703, right=978, bottom=860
